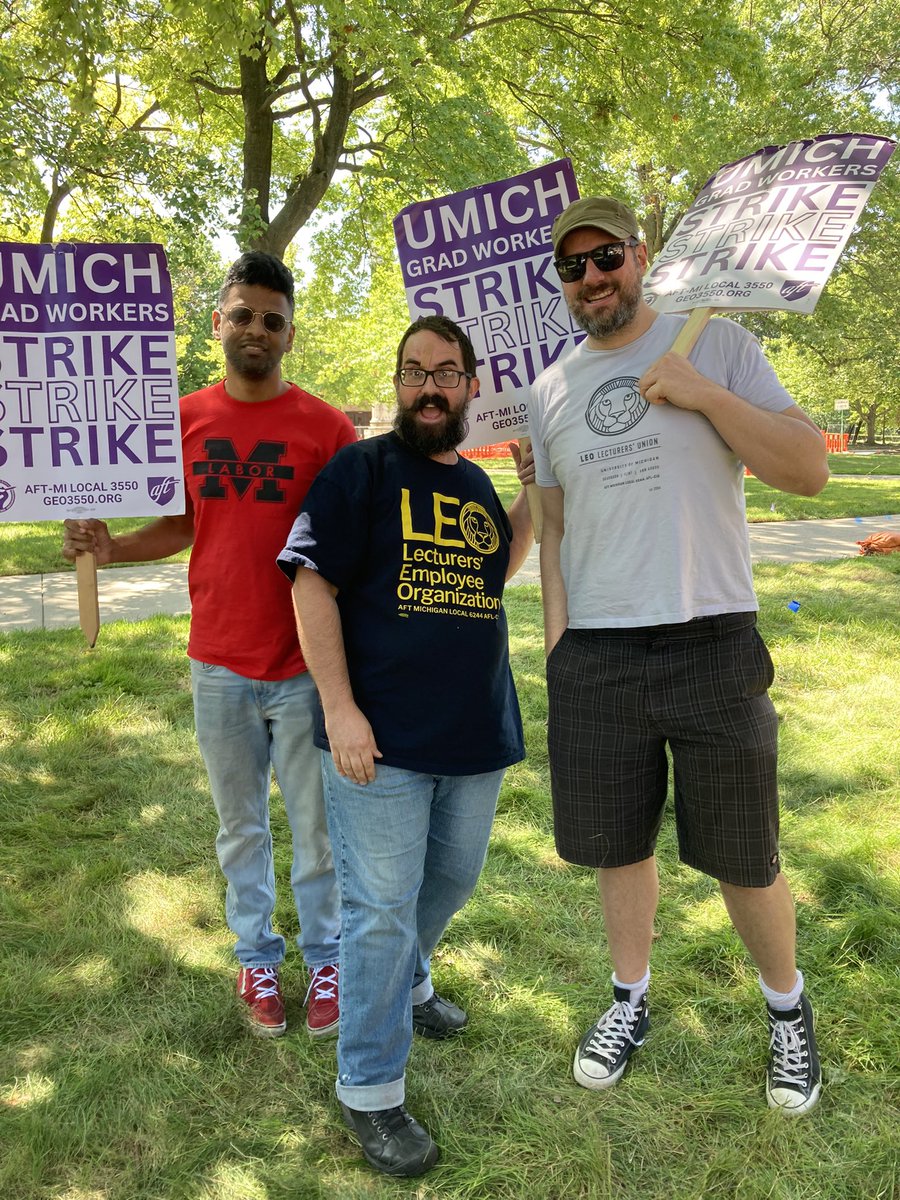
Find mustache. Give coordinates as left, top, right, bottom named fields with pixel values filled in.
left=577, top=283, right=617, bottom=303
left=411, top=392, right=450, bottom=413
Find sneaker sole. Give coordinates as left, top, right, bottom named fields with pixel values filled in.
left=307, top=1016, right=339, bottom=1039
left=573, top=1053, right=630, bottom=1090
left=767, top=1081, right=822, bottom=1115
left=245, top=1018, right=287, bottom=1038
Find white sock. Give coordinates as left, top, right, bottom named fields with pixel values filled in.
left=759, top=969, right=804, bottom=1011
left=612, top=969, right=650, bottom=1008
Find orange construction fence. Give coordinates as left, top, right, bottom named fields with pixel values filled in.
left=822, top=432, right=849, bottom=453
left=466, top=433, right=849, bottom=468
left=460, top=442, right=515, bottom=459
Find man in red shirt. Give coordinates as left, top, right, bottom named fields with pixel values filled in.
left=63, top=252, right=356, bottom=1038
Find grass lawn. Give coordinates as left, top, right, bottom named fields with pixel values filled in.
left=0, top=453, right=897, bottom=577
left=1, top=558, right=898, bottom=1199
left=484, top=456, right=899, bottom=523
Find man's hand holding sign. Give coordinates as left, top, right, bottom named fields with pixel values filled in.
left=0, top=242, right=183, bottom=644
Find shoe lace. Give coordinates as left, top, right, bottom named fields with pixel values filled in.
left=305, top=962, right=338, bottom=1005
left=369, top=1107, right=410, bottom=1139
left=586, top=999, right=642, bottom=1064
left=769, top=1013, right=811, bottom=1085
left=247, top=966, right=280, bottom=1000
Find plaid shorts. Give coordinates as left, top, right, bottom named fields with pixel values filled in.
left=546, top=613, right=781, bottom=887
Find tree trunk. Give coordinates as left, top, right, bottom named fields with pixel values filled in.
left=864, top=401, right=878, bottom=446
left=40, top=181, right=72, bottom=243
left=253, top=64, right=356, bottom=260
left=238, top=49, right=275, bottom=249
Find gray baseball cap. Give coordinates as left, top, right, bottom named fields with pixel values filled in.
left=552, top=197, right=641, bottom=255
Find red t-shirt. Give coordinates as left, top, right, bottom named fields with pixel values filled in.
left=181, top=381, right=356, bottom=679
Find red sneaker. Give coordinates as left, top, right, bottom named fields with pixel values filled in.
left=236, top=966, right=286, bottom=1037
left=306, top=962, right=339, bottom=1038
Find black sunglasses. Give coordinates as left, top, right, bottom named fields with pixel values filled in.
left=553, top=239, right=639, bottom=283
left=224, top=306, right=289, bottom=333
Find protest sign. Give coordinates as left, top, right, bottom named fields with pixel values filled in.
left=0, top=242, right=182, bottom=523
left=644, top=134, right=896, bottom=315
left=394, top=159, right=580, bottom=450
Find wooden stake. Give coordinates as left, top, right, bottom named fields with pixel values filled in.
left=670, top=306, right=713, bottom=357
left=76, top=552, right=100, bottom=648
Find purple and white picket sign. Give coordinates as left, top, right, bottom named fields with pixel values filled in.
left=644, top=134, right=896, bottom=314
left=0, top=242, right=183, bottom=523
left=394, top=160, right=580, bottom=449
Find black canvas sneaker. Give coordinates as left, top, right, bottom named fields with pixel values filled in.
left=766, top=992, right=822, bottom=1115
left=573, top=985, right=650, bottom=1090
left=340, top=1103, right=439, bottom=1176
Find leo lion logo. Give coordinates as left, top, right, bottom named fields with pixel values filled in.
left=585, top=377, right=648, bottom=437
left=459, top=502, right=499, bottom=554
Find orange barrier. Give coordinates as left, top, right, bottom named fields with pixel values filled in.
left=460, top=442, right=515, bottom=459
left=823, top=432, right=849, bottom=453
left=468, top=432, right=850, bottom=469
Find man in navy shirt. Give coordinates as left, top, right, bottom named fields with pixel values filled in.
left=278, top=315, right=533, bottom=1177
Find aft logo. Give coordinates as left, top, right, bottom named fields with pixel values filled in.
left=147, top=476, right=178, bottom=506
left=780, top=280, right=814, bottom=303
left=193, top=439, right=294, bottom=502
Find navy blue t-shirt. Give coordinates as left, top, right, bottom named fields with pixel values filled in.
left=277, top=432, right=525, bottom=776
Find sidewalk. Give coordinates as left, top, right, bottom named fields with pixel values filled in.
left=1, top=513, right=898, bottom=633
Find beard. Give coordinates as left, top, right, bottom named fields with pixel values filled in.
left=223, top=339, right=282, bottom=379
left=569, top=268, right=643, bottom=341
left=394, top=392, right=468, bottom=456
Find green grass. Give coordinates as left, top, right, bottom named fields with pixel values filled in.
left=0, top=517, right=192, bottom=578
left=826, top=453, right=900, bottom=476
left=745, top=476, right=899, bottom=522
left=1, top=558, right=899, bottom=1199
left=1, top=455, right=897, bottom=576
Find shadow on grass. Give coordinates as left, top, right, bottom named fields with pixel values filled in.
left=2, top=565, right=899, bottom=1199
left=0, top=619, right=358, bottom=1200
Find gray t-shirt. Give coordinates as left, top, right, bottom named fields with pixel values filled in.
left=528, top=313, right=795, bottom=627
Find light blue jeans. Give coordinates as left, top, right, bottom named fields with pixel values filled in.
left=190, top=661, right=340, bottom=969
left=322, top=755, right=504, bottom=1110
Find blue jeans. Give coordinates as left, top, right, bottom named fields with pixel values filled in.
left=322, top=755, right=504, bottom=1110
left=190, top=661, right=340, bottom=969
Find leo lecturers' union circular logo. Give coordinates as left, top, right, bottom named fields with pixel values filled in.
left=585, top=376, right=648, bottom=437
left=459, top=501, right=500, bottom=554
left=0, top=480, right=15, bottom=513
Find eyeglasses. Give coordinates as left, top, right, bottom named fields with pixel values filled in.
left=553, top=239, right=639, bottom=283
left=223, top=306, right=289, bottom=333
left=398, top=368, right=472, bottom=388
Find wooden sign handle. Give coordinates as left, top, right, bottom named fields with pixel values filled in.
left=517, top=436, right=543, bottom=544
left=670, top=307, right=713, bottom=357
left=76, top=552, right=100, bottom=647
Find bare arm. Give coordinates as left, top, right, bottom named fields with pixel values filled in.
left=639, top=352, right=829, bottom=496
left=505, top=442, right=536, bottom=579
left=292, top=568, right=382, bottom=786
left=538, top=485, right=568, bottom=655
left=62, top=501, right=195, bottom=565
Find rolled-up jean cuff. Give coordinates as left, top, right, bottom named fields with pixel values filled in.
left=336, top=1076, right=405, bottom=1111
left=410, top=974, right=433, bottom=1007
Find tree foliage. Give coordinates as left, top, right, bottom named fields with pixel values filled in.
left=1, top=0, right=897, bottom=411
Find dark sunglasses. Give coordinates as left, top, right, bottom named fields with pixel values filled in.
left=553, top=238, right=639, bottom=283
left=223, top=306, right=289, bottom=333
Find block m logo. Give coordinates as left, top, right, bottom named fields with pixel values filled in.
left=194, top=439, right=294, bottom=502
